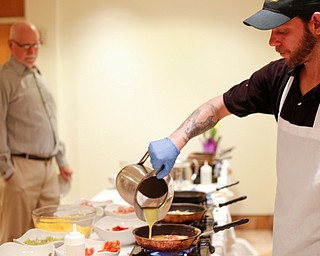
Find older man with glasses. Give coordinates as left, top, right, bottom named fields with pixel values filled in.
left=0, top=20, right=73, bottom=243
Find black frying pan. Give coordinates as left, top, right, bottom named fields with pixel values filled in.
left=173, top=181, right=239, bottom=204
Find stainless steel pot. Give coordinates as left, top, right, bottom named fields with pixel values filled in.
left=116, top=151, right=174, bottom=222
left=171, top=158, right=200, bottom=182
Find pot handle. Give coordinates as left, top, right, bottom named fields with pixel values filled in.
left=218, top=195, right=247, bottom=208
left=200, top=218, right=249, bottom=237
left=138, top=151, right=165, bottom=175
left=138, top=151, right=150, bottom=165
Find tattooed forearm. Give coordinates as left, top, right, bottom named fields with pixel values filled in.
left=178, top=103, right=220, bottom=142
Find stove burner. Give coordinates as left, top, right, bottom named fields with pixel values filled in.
left=131, top=237, right=215, bottom=256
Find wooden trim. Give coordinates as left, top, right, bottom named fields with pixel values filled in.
left=231, top=215, right=273, bottom=230
left=0, top=23, right=11, bottom=65
left=0, top=17, right=24, bottom=24
left=0, top=0, right=24, bottom=17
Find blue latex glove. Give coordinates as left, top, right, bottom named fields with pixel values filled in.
left=148, top=137, right=180, bottom=179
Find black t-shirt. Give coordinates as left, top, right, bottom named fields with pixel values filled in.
left=223, top=58, right=320, bottom=127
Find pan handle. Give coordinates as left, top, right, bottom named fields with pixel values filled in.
left=214, top=181, right=239, bottom=191
left=217, top=147, right=234, bottom=157
left=218, top=195, right=247, bottom=208
left=213, top=218, right=249, bottom=233
left=200, top=218, right=249, bottom=237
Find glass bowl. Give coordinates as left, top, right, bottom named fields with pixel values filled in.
left=32, top=204, right=96, bottom=238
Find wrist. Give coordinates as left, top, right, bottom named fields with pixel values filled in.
left=169, top=133, right=186, bottom=151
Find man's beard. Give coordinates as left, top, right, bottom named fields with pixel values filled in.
left=277, top=25, right=317, bottom=68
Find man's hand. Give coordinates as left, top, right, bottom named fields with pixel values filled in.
left=4, top=172, right=14, bottom=181
left=59, top=166, right=73, bottom=182
left=148, top=137, right=180, bottom=179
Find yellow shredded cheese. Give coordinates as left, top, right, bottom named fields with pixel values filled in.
left=35, top=218, right=91, bottom=237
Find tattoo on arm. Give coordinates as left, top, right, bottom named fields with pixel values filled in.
left=178, top=103, right=219, bottom=143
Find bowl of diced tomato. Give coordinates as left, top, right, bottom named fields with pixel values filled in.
left=93, top=216, right=145, bottom=245
left=85, top=240, right=120, bottom=256
left=55, top=239, right=120, bottom=256
left=104, top=203, right=136, bottom=219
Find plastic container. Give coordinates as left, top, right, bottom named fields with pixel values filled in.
left=64, top=224, right=85, bottom=256
left=200, top=161, right=212, bottom=184
left=217, top=160, right=229, bottom=186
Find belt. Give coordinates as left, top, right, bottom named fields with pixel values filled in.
left=11, top=153, right=53, bottom=161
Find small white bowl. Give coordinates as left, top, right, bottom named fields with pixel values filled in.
left=93, top=216, right=145, bottom=245
left=104, top=203, right=136, bottom=219
left=0, top=242, right=54, bottom=256
left=73, top=198, right=112, bottom=209
left=13, top=228, right=66, bottom=248
left=72, top=199, right=113, bottom=219
left=55, top=239, right=120, bottom=256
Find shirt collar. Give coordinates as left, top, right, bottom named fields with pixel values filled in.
left=291, top=64, right=303, bottom=77
left=313, top=84, right=320, bottom=100
left=8, top=56, right=40, bottom=76
left=290, top=64, right=320, bottom=100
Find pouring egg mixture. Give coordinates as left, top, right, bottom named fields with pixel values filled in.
left=143, top=208, right=188, bottom=240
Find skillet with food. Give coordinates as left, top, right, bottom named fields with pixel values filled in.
left=132, top=219, right=249, bottom=251
left=161, top=203, right=206, bottom=223
left=162, top=195, right=247, bottom=223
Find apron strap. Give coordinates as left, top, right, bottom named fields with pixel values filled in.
left=313, top=105, right=320, bottom=128
left=278, top=76, right=294, bottom=118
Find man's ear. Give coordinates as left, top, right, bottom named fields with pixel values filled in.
left=8, top=40, right=13, bottom=50
left=311, top=12, right=320, bottom=34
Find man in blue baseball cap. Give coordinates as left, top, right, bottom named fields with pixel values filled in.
left=148, top=0, right=320, bottom=254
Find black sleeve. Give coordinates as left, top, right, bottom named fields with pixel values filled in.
left=223, top=59, right=291, bottom=119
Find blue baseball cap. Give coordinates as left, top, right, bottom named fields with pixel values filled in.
left=243, top=0, right=320, bottom=30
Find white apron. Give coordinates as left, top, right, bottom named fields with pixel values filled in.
left=273, top=76, right=320, bottom=255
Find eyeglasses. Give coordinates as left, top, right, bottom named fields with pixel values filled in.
left=11, top=40, right=42, bottom=50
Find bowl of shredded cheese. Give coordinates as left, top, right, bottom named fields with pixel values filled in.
left=32, top=204, right=96, bottom=238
